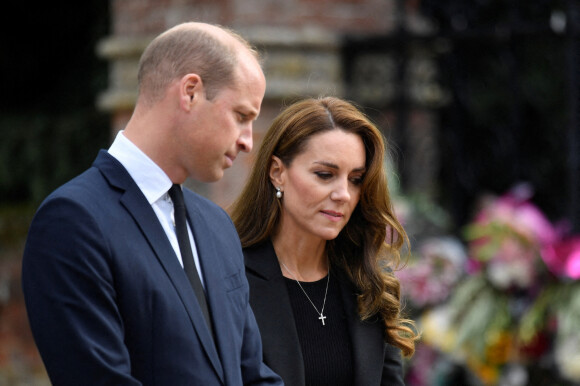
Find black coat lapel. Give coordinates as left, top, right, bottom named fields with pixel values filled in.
left=244, top=241, right=306, bottom=386
left=336, top=269, right=385, bottom=385
left=336, top=269, right=404, bottom=386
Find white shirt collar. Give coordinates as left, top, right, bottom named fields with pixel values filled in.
left=108, top=130, right=173, bottom=204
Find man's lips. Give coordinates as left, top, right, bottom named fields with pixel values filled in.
left=225, top=153, right=236, bottom=167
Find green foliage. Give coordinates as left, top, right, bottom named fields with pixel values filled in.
left=0, top=203, right=35, bottom=256
left=446, top=275, right=511, bottom=357
left=0, top=109, right=109, bottom=205
left=518, top=285, right=556, bottom=343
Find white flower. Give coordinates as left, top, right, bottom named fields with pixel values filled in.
left=554, top=334, right=580, bottom=382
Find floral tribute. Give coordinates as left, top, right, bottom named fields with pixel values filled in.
left=398, top=185, right=580, bottom=385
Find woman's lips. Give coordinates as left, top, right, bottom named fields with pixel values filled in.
left=321, top=210, right=344, bottom=222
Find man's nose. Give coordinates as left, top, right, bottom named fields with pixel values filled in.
left=237, top=124, right=253, bottom=153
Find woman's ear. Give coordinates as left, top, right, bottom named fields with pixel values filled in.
left=269, top=155, right=285, bottom=187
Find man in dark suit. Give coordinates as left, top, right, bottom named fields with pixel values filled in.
left=22, top=22, right=282, bottom=386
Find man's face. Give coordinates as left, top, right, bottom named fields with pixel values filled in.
left=176, top=54, right=266, bottom=182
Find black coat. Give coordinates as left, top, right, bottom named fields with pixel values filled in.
left=244, top=240, right=405, bottom=386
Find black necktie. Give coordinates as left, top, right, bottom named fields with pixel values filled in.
left=168, top=184, right=214, bottom=338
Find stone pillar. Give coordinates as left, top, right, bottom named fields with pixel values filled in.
left=96, top=35, right=151, bottom=134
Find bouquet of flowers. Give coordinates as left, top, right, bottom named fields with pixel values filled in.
left=399, top=185, right=580, bottom=385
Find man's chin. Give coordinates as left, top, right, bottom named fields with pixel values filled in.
left=201, top=175, right=222, bottom=183
left=190, top=169, right=224, bottom=183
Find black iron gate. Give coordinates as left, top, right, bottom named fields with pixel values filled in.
left=343, top=0, right=578, bottom=231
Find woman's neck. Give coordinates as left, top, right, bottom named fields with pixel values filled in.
left=271, top=232, right=328, bottom=282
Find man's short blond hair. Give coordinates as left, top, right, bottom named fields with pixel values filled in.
left=137, top=23, right=260, bottom=106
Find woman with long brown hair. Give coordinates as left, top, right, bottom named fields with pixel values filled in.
left=230, top=96, right=418, bottom=386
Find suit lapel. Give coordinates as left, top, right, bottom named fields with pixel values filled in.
left=244, top=241, right=306, bottom=386
left=183, top=195, right=230, bottom=364
left=94, top=151, right=224, bottom=382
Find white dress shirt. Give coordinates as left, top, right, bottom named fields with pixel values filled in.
left=108, top=130, right=205, bottom=286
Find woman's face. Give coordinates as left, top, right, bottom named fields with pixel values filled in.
left=273, top=129, right=366, bottom=242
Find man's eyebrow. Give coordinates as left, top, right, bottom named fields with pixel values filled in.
left=241, top=109, right=259, bottom=121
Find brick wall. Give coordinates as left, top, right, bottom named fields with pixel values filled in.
left=110, top=0, right=396, bottom=35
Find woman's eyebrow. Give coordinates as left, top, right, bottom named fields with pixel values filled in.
left=313, top=161, right=339, bottom=169
left=313, top=161, right=366, bottom=173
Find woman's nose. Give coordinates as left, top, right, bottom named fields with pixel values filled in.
left=330, top=179, right=351, bottom=202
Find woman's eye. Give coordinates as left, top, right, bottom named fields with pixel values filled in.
left=350, top=176, right=364, bottom=185
left=315, top=172, right=332, bottom=180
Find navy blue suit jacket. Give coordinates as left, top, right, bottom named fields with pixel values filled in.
left=244, top=241, right=404, bottom=386
left=22, top=151, right=282, bottom=386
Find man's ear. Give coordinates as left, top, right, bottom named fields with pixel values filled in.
left=269, top=155, right=285, bottom=188
left=180, top=73, right=202, bottom=111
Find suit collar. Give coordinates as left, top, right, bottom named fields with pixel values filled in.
left=107, top=131, right=172, bottom=205
left=244, top=240, right=283, bottom=280
left=93, top=151, right=225, bottom=383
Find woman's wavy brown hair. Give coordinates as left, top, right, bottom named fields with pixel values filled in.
left=229, top=96, right=418, bottom=356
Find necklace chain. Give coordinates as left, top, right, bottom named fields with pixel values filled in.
left=280, top=261, right=330, bottom=326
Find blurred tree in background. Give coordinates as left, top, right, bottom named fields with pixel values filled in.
left=0, top=1, right=110, bottom=206
left=0, top=3, right=110, bottom=382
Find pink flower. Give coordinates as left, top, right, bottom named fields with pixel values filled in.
left=541, top=237, right=580, bottom=280
left=464, top=184, right=560, bottom=288
left=567, top=255, right=580, bottom=280
left=473, top=187, right=557, bottom=248
left=465, top=258, right=483, bottom=275
left=397, top=237, right=466, bottom=307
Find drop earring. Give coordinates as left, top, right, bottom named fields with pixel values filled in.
left=275, top=187, right=283, bottom=199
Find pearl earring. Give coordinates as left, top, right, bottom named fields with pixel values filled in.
left=275, top=187, right=283, bottom=199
